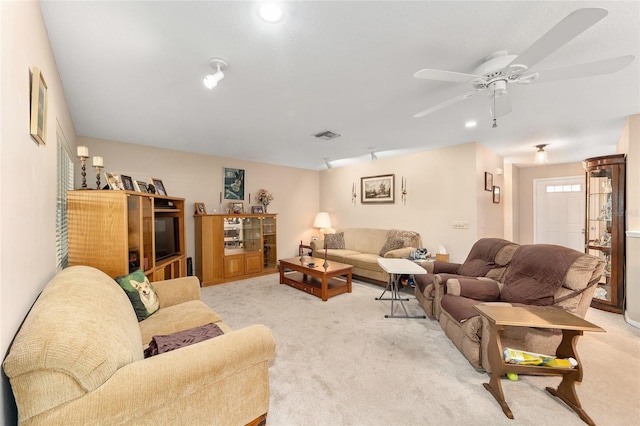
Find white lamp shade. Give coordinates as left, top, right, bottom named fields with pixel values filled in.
left=313, top=212, right=331, bottom=229
left=535, top=149, right=549, bottom=164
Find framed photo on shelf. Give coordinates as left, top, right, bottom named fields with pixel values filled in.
left=120, top=175, right=135, bottom=191
left=104, top=172, right=124, bottom=190
left=484, top=172, right=493, bottom=191
left=194, top=202, right=207, bottom=215
left=251, top=206, right=264, bottom=214
left=361, top=174, right=395, bottom=204
left=134, top=180, right=149, bottom=193
left=150, top=178, right=167, bottom=196
left=229, top=202, right=244, bottom=214
left=30, top=67, right=48, bottom=146
left=493, top=186, right=501, bottom=204
left=223, top=167, right=245, bottom=200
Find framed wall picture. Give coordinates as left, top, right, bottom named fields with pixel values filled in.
left=30, top=67, right=48, bottom=145
left=361, top=174, right=395, bottom=204
left=229, top=202, right=244, bottom=214
left=121, top=175, right=135, bottom=191
left=194, top=202, right=207, bottom=215
left=224, top=167, right=245, bottom=200
left=251, top=206, right=264, bottom=214
left=484, top=172, right=493, bottom=191
left=493, top=186, right=501, bottom=204
left=104, top=172, right=124, bottom=190
left=150, top=178, right=167, bottom=196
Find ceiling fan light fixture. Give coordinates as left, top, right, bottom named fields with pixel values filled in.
left=203, top=58, right=228, bottom=90
left=534, top=144, right=549, bottom=164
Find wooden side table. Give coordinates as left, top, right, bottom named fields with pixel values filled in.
left=473, top=305, right=605, bottom=425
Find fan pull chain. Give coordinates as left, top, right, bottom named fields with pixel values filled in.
left=492, top=88, right=498, bottom=128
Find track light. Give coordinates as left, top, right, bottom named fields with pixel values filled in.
left=369, top=148, right=378, bottom=160
left=324, top=158, right=332, bottom=169
left=534, top=144, right=549, bottom=164
left=203, top=58, right=228, bottom=89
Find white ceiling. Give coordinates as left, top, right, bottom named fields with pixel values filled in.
left=39, top=1, right=640, bottom=171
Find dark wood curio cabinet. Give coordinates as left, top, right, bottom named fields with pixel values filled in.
left=584, top=154, right=625, bottom=313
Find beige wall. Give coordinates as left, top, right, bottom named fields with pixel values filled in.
left=79, top=137, right=320, bottom=265
left=319, top=142, right=504, bottom=263
left=503, top=163, right=520, bottom=242
left=1, top=1, right=77, bottom=422
left=621, top=114, right=640, bottom=326
left=517, top=162, right=586, bottom=244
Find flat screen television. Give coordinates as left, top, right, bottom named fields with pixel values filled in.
left=155, top=217, right=179, bottom=261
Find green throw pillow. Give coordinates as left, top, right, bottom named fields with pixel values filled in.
left=115, top=269, right=160, bottom=321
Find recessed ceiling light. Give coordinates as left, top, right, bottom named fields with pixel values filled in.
left=258, top=2, right=284, bottom=23
left=465, top=121, right=477, bottom=128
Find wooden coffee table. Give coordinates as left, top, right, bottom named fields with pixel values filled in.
left=279, top=257, right=352, bottom=301
left=474, top=305, right=605, bottom=425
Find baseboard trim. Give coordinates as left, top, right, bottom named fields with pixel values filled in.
left=624, top=312, right=640, bottom=329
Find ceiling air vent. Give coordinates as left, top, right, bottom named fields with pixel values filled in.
left=313, top=130, right=341, bottom=140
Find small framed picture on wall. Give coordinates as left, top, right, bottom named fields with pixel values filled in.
left=493, top=186, right=501, bottom=204
left=485, top=172, right=493, bottom=191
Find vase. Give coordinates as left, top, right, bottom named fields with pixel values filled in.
left=263, top=202, right=268, bottom=213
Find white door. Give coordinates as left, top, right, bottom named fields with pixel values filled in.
left=534, top=176, right=585, bottom=252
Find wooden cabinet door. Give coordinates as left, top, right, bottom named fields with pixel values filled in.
left=224, top=254, right=244, bottom=278
left=245, top=252, right=263, bottom=274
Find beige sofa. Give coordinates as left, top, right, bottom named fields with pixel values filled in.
left=310, top=228, right=421, bottom=284
left=3, top=266, right=276, bottom=425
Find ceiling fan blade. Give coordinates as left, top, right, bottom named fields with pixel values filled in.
left=509, top=8, right=608, bottom=70
left=413, top=69, right=482, bottom=83
left=533, top=55, right=635, bottom=83
left=413, top=89, right=481, bottom=118
left=489, top=93, right=512, bottom=118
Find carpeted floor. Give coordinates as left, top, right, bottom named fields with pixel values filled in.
left=200, top=273, right=640, bottom=426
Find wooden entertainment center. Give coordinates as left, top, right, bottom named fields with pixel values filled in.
left=194, top=214, right=277, bottom=286
left=67, top=190, right=186, bottom=281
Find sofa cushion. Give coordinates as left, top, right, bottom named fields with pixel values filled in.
left=457, top=238, right=514, bottom=277
left=343, top=253, right=384, bottom=271
left=446, top=277, right=500, bottom=301
left=440, top=294, right=482, bottom=323
left=500, top=244, right=583, bottom=306
left=115, top=269, right=160, bottom=321
left=388, top=229, right=421, bottom=247
left=2, top=266, right=143, bottom=419
left=144, top=323, right=225, bottom=358
left=324, top=232, right=345, bottom=249
left=379, top=236, right=405, bottom=256
left=139, top=300, right=228, bottom=345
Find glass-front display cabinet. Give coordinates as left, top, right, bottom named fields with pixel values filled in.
left=584, top=154, right=625, bottom=313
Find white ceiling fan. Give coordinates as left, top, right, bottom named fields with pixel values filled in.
left=413, top=8, right=635, bottom=127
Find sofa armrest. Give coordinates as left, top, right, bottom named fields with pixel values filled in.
left=383, top=247, right=415, bottom=258
left=446, top=277, right=501, bottom=301
left=433, top=261, right=462, bottom=274
left=152, top=276, right=202, bottom=308
left=310, top=239, right=324, bottom=253
left=30, top=324, right=276, bottom=425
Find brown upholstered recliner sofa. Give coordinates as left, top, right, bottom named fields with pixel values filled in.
left=3, top=266, right=276, bottom=425
left=414, top=238, right=520, bottom=319
left=435, top=244, right=604, bottom=372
